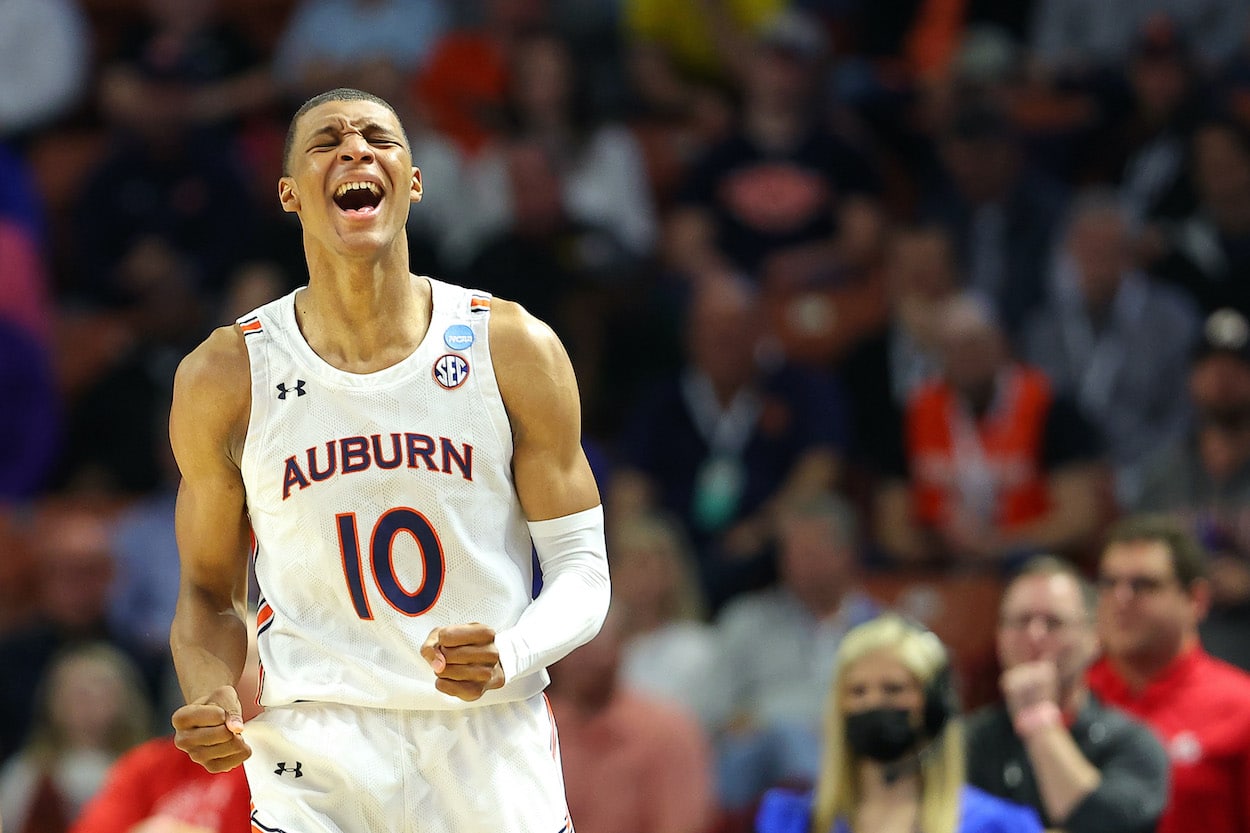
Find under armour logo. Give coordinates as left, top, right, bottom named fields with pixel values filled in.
left=276, top=380, right=306, bottom=399
left=274, top=761, right=303, bottom=777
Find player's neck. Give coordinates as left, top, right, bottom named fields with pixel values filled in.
left=296, top=268, right=432, bottom=373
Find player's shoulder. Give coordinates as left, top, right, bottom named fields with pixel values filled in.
left=485, top=296, right=566, bottom=370
left=172, top=324, right=252, bottom=441
left=175, top=324, right=251, bottom=399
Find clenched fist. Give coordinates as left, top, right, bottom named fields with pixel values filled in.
left=422, top=623, right=506, bottom=702
left=1000, top=660, right=1060, bottom=717
left=172, top=685, right=251, bottom=773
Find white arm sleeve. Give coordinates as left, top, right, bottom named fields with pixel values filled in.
left=494, top=505, right=610, bottom=683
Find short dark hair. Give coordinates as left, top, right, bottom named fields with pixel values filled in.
left=1102, top=514, right=1208, bottom=588
left=282, top=88, right=408, bottom=176
left=1005, top=554, right=1097, bottom=619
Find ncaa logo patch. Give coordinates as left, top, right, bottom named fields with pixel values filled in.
left=433, top=354, right=470, bottom=389
left=443, top=324, right=475, bottom=351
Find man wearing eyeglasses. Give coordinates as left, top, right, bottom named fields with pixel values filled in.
left=966, top=555, right=1167, bottom=833
left=1088, top=514, right=1250, bottom=833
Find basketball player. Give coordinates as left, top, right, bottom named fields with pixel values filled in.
left=167, top=88, right=609, bottom=833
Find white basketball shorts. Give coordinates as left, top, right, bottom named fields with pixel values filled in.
left=242, top=695, right=573, bottom=833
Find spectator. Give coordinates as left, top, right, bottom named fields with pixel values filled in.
left=413, top=0, right=549, bottom=157
left=0, top=643, right=154, bottom=833
left=70, top=112, right=256, bottom=307
left=1136, top=307, right=1250, bottom=668
left=712, top=492, right=880, bottom=813
left=1088, top=514, right=1250, bottom=833
left=841, top=223, right=961, bottom=477
left=611, top=276, right=849, bottom=611
left=98, top=0, right=276, bottom=139
left=965, top=555, right=1169, bottom=833
left=874, top=293, right=1105, bottom=567
left=69, top=619, right=260, bottom=833
left=273, top=0, right=449, bottom=99
left=54, top=240, right=205, bottom=496
left=1022, top=189, right=1201, bottom=506
left=471, top=30, right=658, bottom=261
left=922, top=101, right=1068, bottom=337
left=623, top=0, right=786, bottom=91
left=1029, top=5, right=1246, bottom=81
left=755, top=614, right=1042, bottom=833
left=0, top=0, right=88, bottom=138
left=546, top=608, right=717, bottom=833
left=1147, top=118, right=1250, bottom=318
left=0, top=506, right=165, bottom=764
left=664, top=12, right=885, bottom=290
left=1080, top=17, right=1207, bottom=224
left=610, top=513, right=721, bottom=729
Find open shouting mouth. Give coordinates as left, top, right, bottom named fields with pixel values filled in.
left=333, top=180, right=384, bottom=216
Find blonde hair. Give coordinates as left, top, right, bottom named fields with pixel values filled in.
left=811, top=614, right=965, bottom=833
left=26, top=641, right=154, bottom=766
left=609, top=513, right=707, bottom=623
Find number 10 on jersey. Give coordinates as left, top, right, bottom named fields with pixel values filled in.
left=336, top=508, right=446, bottom=619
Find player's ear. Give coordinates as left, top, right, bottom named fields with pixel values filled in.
left=278, top=176, right=300, bottom=213
left=410, top=167, right=423, bottom=204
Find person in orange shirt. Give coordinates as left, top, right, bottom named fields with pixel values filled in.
left=412, top=0, right=548, bottom=156
left=874, top=293, right=1105, bottom=567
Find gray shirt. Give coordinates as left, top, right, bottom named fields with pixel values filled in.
left=1022, top=272, right=1199, bottom=505
left=965, top=696, right=1168, bottom=833
left=711, top=588, right=880, bottom=732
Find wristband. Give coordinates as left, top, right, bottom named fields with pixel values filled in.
left=1013, top=701, right=1062, bottom=739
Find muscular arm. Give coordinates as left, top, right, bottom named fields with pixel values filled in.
left=489, top=301, right=609, bottom=680
left=168, top=326, right=254, bottom=770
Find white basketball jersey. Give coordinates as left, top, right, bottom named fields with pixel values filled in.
left=237, top=278, right=545, bottom=710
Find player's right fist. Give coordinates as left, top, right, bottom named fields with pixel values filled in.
left=172, top=685, right=252, bottom=773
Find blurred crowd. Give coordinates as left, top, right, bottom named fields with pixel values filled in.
left=8, top=0, right=1250, bottom=830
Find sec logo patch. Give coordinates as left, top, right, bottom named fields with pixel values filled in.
left=433, top=354, right=470, bottom=389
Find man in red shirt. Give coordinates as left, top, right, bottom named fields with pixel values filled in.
left=1087, top=514, right=1250, bottom=833
left=70, top=622, right=260, bottom=833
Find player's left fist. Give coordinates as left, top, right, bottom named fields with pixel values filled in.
left=421, top=623, right=506, bottom=701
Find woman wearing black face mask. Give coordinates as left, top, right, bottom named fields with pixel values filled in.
left=756, top=615, right=1042, bottom=833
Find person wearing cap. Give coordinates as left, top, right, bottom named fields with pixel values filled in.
left=1135, top=307, right=1250, bottom=669
left=1088, top=514, right=1250, bottom=833
left=965, top=555, right=1168, bottom=833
